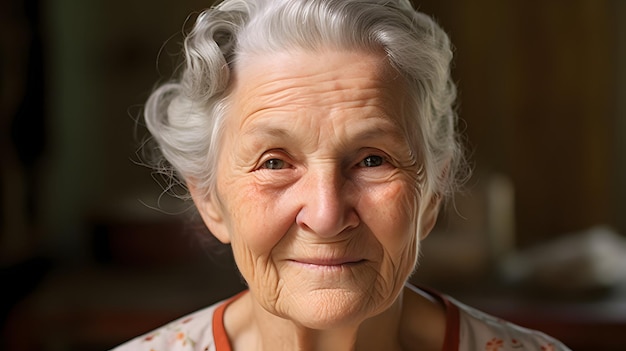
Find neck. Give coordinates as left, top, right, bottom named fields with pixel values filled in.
left=231, top=290, right=405, bottom=351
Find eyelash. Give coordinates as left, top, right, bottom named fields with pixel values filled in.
left=256, top=151, right=390, bottom=172
left=257, top=150, right=293, bottom=171
left=261, top=158, right=287, bottom=170
left=358, top=155, right=386, bottom=168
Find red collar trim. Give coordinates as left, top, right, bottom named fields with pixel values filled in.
left=213, top=291, right=248, bottom=351
left=440, top=292, right=461, bottom=351
left=416, top=286, right=460, bottom=351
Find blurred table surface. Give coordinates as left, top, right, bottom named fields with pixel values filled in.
left=455, top=286, right=626, bottom=351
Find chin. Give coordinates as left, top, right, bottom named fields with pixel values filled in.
left=279, top=288, right=378, bottom=330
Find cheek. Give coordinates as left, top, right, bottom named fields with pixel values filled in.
left=360, top=180, right=419, bottom=256
left=221, top=179, right=295, bottom=257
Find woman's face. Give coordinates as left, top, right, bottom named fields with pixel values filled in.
left=192, top=49, right=439, bottom=329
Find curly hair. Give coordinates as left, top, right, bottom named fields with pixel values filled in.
left=144, top=0, right=464, bottom=205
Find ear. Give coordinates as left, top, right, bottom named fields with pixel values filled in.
left=419, top=192, right=442, bottom=240
left=420, top=158, right=453, bottom=239
left=188, top=181, right=231, bottom=244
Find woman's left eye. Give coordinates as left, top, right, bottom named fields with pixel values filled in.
left=359, top=155, right=385, bottom=168
left=261, top=158, right=287, bottom=170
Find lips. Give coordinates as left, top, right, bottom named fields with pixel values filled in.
left=290, top=258, right=366, bottom=266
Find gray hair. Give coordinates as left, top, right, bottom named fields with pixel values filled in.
left=145, top=0, right=464, bottom=203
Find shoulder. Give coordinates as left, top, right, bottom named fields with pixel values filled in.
left=110, top=302, right=222, bottom=351
left=447, top=295, right=572, bottom=351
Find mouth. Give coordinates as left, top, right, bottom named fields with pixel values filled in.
left=289, top=258, right=366, bottom=267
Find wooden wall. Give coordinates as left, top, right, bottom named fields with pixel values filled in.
left=417, top=0, right=620, bottom=246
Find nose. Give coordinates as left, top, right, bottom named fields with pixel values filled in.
left=295, top=168, right=360, bottom=237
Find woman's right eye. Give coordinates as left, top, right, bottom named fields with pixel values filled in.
left=358, top=155, right=385, bottom=168
left=261, top=158, right=286, bottom=170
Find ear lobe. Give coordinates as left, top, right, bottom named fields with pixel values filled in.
left=188, top=182, right=231, bottom=244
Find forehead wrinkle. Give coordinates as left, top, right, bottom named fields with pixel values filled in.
left=235, top=59, right=391, bottom=109
left=236, top=92, right=409, bottom=156
left=234, top=81, right=299, bottom=130
left=234, top=88, right=390, bottom=143
left=241, top=77, right=385, bottom=115
left=229, top=50, right=411, bottom=152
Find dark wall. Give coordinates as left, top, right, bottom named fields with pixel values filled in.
left=2, top=0, right=623, bottom=263
left=418, top=0, right=622, bottom=246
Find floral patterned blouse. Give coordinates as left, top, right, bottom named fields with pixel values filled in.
left=111, top=289, right=571, bottom=351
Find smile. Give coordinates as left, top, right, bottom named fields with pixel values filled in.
left=289, top=258, right=366, bottom=267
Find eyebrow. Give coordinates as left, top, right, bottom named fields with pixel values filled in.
left=240, top=125, right=298, bottom=151
left=350, top=124, right=406, bottom=143
left=242, top=125, right=292, bottom=139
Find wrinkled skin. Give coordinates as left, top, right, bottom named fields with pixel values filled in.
left=190, top=49, right=441, bottom=350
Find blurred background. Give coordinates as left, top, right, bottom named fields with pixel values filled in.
left=1, top=0, right=625, bottom=350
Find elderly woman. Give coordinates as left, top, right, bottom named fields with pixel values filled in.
left=115, top=0, right=570, bottom=350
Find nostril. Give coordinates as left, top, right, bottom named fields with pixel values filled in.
left=295, top=209, right=311, bottom=231
left=295, top=202, right=360, bottom=237
left=346, top=211, right=360, bottom=229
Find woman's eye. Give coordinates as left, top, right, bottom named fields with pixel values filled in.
left=261, top=158, right=286, bottom=170
left=359, top=155, right=384, bottom=168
